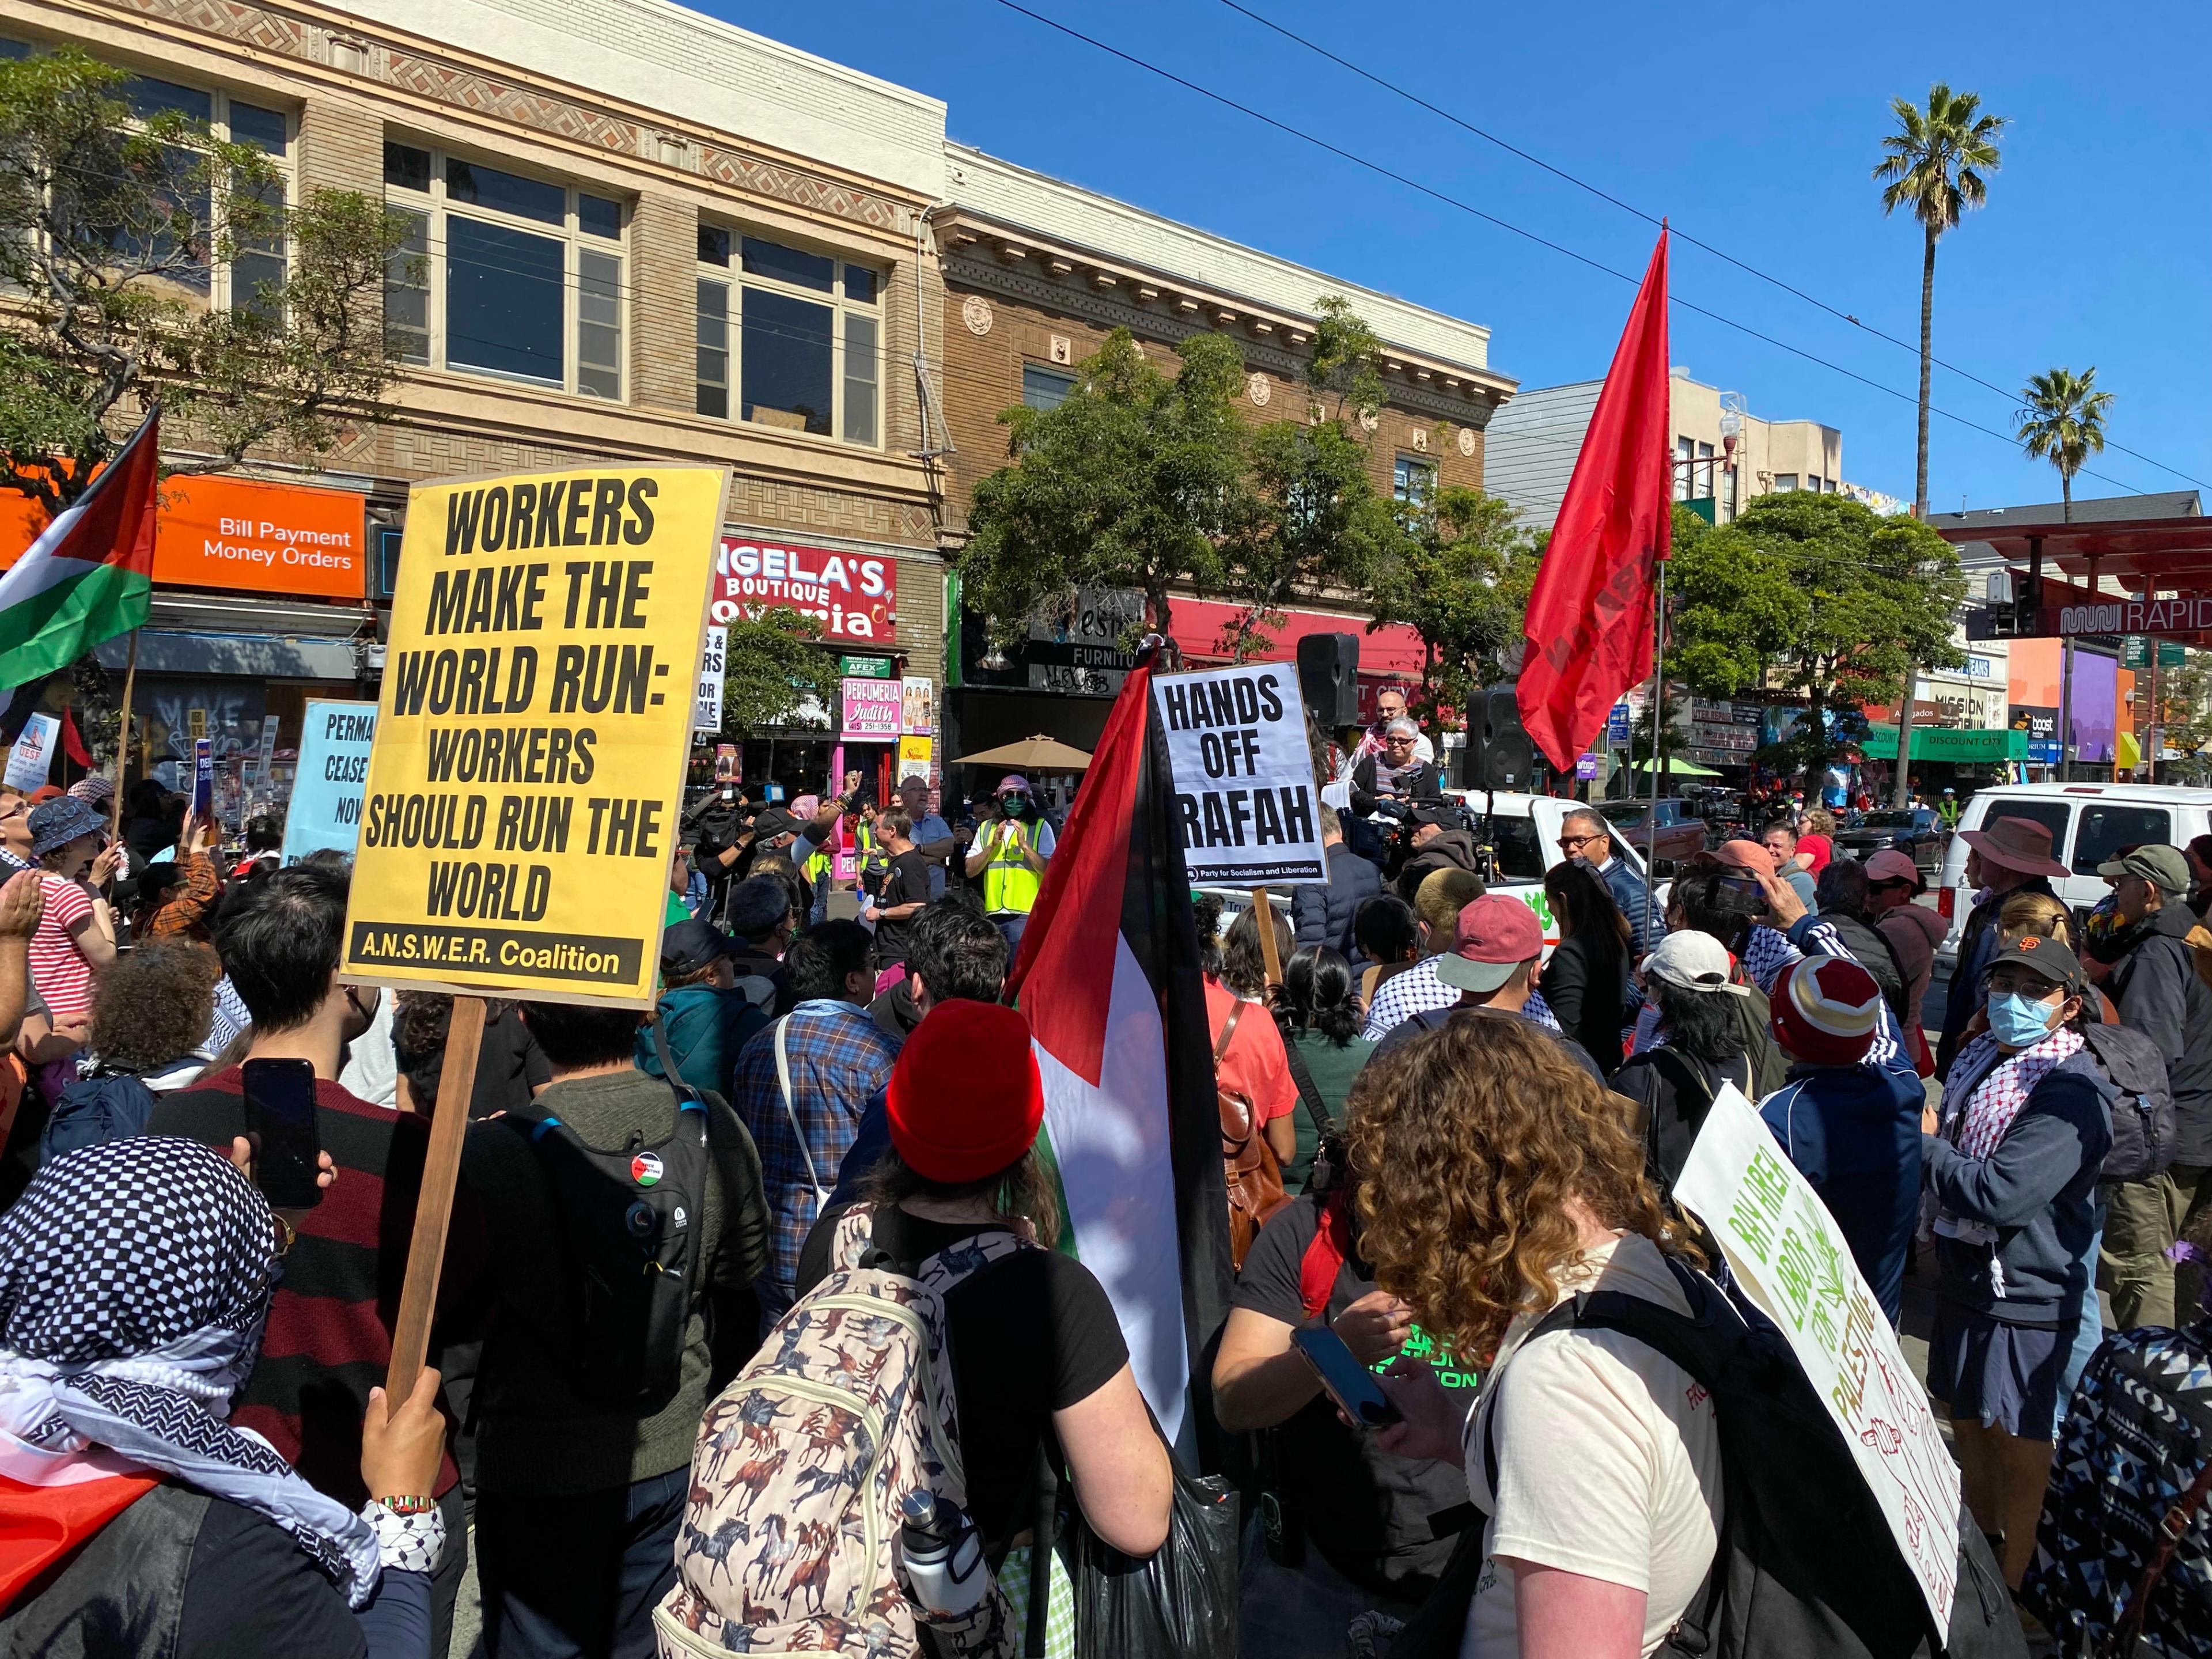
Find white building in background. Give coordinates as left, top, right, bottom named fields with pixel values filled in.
left=1484, top=368, right=1868, bottom=528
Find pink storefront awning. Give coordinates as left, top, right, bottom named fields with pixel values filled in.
left=1165, top=600, right=1427, bottom=680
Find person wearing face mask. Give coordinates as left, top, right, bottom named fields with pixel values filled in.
left=1936, top=816, right=2071, bottom=1081
left=147, top=866, right=489, bottom=1655
left=965, top=773, right=1054, bottom=952
left=1922, top=934, right=2112, bottom=1590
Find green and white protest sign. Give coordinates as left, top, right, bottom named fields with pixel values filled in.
left=1674, top=1084, right=1960, bottom=1631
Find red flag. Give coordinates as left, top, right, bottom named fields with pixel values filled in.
left=1518, top=229, right=1672, bottom=771
left=60, top=707, right=91, bottom=768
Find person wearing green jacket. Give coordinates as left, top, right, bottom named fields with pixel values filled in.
left=636, top=918, right=770, bottom=1101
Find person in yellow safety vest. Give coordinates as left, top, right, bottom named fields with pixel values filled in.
left=965, top=773, right=1056, bottom=952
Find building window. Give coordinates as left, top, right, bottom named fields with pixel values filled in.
left=1773, top=474, right=1798, bottom=493
left=381, top=139, right=626, bottom=400
left=1022, top=363, right=1075, bottom=411
left=118, top=75, right=290, bottom=312
left=1673, top=435, right=1694, bottom=502
left=1393, top=453, right=1437, bottom=509
left=695, top=226, right=881, bottom=445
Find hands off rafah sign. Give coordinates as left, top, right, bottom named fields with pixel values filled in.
left=712, top=536, right=893, bottom=643
left=1153, top=664, right=1325, bottom=885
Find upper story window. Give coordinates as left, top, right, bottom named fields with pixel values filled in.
left=1772, top=474, right=1799, bottom=493
left=1393, top=453, right=1436, bottom=509
left=382, top=139, right=624, bottom=400
left=118, top=75, right=290, bottom=312
left=1022, top=363, right=1074, bottom=411
left=696, top=225, right=880, bottom=446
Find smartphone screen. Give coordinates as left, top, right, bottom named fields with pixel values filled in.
left=241, top=1058, right=323, bottom=1209
left=1291, top=1327, right=1402, bottom=1428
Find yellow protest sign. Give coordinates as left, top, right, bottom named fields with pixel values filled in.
left=340, top=464, right=728, bottom=1007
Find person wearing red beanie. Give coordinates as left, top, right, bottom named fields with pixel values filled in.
left=1756, top=957, right=1926, bottom=1325
left=787, top=999, right=1171, bottom=1579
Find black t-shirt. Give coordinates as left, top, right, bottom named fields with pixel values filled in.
left=796, top=1203, right=1128, bottom=1550
left=469, top=1006, right=552, bottom=1119
left=1233, top=1192, right=1471, bottom=1599
left=871, top=850, right=931, bottom=965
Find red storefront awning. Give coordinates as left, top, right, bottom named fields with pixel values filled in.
left=1165, top=600, right=1427, bottom=679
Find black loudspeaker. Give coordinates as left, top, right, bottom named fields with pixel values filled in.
left=1296, top=632, right=1361, bottom=728
left=1460, top=684, right=1536, bottom=791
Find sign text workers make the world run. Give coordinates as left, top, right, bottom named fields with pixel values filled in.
left=341, top=464, right=726, bottom=1009
left=1153, top=664, right=1325, bottom=885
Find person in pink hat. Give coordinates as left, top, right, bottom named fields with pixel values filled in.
left=1863, top=847, right=1945, bottom=1073
left=1935, top=816, right=2071, bottom=1080
left=964, top=774, right=1054, bottom=952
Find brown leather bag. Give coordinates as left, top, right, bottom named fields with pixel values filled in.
left=1215, top=1001, right=1290, bottom=1270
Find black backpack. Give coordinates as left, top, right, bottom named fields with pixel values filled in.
left=2079, top=1020, right=2176, bottom=1184
left=1391, top=1255, right=2022, bottom=1659
left=507, top=1079, right=712, bottom=1411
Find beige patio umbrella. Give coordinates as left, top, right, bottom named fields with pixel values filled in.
left=955, top=734, right=1094, bottom=771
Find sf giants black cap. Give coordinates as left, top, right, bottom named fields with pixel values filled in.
left=1985, top=933, right=2085, bottom=993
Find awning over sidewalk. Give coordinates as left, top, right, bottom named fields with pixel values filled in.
left=1165, top=600, right=1429, bottom=678
left=1856, top=725, right=2027, bottom=763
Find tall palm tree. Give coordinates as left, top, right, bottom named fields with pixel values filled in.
left=1873, top=84, right=2006, bottom=516
left=1873, top=84, right=2003, bottom=804
left=2016, top=366, right=2115, bottom=521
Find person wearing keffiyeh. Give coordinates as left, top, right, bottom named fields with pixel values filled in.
left=1921, top=934, right=2113, bottom=1593
left=0, top=1136, right=448, bottom=1657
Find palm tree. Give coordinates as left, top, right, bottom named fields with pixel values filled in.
left=1873, top=84, right=2006, bottom=516
left=1873, top=83, right=2004, bottom=805
left=2016, top=366, right=2115, bottom=521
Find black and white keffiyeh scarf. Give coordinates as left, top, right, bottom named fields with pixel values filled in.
left=0, top=1137, right=380, bottom=1605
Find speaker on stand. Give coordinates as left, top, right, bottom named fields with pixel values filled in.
left=1296, top=632, right=1362, bottom=730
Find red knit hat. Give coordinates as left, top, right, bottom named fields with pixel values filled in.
left=887, top=1001, right=1045, bottom=1183
left=1768, top=956, right=1882, bottom=1066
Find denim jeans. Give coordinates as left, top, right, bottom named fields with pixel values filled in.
left=476, top=1465, right=688, bottom=1659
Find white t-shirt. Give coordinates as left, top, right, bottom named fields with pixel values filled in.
left=1459, top=1232, right=1723, bottom=1658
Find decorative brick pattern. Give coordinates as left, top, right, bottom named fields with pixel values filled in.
left=893, top=559, right=944, bottom=681
left=629, top=193, right=698, bottom=415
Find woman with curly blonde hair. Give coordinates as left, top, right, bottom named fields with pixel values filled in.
left=1359, top=1017, right=1724, bottom=1659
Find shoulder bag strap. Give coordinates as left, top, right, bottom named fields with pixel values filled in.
left=2109, top=1452, right=2212, bottom=1657
left=1214, top=999, right=1246, bottom=1063
left=1645, top=1045, right=1717, bottom=1113
left=1278, top=1025, right=1332, bottom=1140
left=772, top=1017, right=829, bottom=1205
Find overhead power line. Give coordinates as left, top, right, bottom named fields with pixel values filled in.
left=1212, top=0, right=2207, bottom=494
left=984, top=0, right=2182, bottom=500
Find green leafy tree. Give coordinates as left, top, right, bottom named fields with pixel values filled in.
left=957, top=327, right=1252, bottom=651
left=1219, top=298, right=1399, bottom=661
left=2016, top=366, right=2114, bottom=521
left=1369, top=485, right=1539, bottom=722
left=1873, top=82, right=2006, bottom=518
left=1669, top=493, right=1964, bottom=791
left=717, top=607, right=836, bottom=736
left=2156, top=649, right=2212, bottom=783
left=0, top=47, right=415, bottom=513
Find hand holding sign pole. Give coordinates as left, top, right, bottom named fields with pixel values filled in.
left=347, top=463, right=728, bottom=1399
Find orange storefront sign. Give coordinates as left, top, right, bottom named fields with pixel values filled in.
left=0, top=474, right=366, bottom=599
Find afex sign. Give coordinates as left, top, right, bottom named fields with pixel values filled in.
left=712, top=535, right=895, bottom=642
left=2051, top=594, right=2212, bottom=637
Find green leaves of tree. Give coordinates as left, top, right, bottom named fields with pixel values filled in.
left=717, top=606, right=837, bottom=737
left=1368, top=485, right=1538, bottom=719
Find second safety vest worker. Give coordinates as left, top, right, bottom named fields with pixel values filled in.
left=966, top=773, right=1055, bottom=952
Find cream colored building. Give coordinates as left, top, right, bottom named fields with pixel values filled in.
left=1484, top=368, right=1846, bottom=527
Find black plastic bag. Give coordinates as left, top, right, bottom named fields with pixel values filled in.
left=1066, top=1454, right=1240, bottom=1659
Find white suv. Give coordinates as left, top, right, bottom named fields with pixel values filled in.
left=1933, top=781, right=2212, bottom=960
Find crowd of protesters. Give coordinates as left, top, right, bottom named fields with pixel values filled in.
left=0, top=740, right=2206, bottom=1659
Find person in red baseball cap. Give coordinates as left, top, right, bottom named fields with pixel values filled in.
left=1371, top=895, right=1605, bottom=1081
left=788, top=1000, right=1171, bottom=1569
left=1758, top=957, right=1927, bottom=1324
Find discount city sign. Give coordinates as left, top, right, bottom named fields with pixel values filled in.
left=2051, top=593, right=2212, bottom=637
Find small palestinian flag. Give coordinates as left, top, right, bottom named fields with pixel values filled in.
left=1005, top=643, right=1231, bottom=1455
left=0, top=407, right=158, bottom=692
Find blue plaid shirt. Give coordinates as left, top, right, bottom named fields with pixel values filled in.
left=730, top=999, right=900, bottom=1293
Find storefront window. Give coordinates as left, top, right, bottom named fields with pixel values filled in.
left=381, top=139, right=627, bottom=400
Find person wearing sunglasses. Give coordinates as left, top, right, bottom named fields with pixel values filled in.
left=1556, top=809, right=1656, bottom=960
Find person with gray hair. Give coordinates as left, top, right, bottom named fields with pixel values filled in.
left=1556, top=806, right=1659, bottom=958
left=1349, top=717, right=1443, bottom=817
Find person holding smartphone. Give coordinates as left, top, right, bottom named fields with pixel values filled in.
left=1212, top=1044, right=1470, bottom=1655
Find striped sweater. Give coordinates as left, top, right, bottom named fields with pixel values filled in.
left=145, top=1069, right=486, bottom=1504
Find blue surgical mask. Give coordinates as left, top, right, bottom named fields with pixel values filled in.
left=1986, top=990, right=2059, bottom=1049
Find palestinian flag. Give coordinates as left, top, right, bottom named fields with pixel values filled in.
left=1005, top=643, right=1232, bottom=1458
left=0, top=408, right=158, bottom=692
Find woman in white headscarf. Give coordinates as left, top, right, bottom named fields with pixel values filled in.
left=0, top=1135, right=447, bottom=1657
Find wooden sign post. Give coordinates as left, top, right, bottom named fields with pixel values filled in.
left=384, top=994, right=484, bottom=1401
left=1251, top=887, right=1285, bottom=988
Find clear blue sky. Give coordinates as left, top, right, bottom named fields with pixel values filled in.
left=701, top=0, right=2209, bottom=514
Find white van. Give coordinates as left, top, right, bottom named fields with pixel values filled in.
left=1933, top=781, right=2212, bottom=961
left=1215, top=791, right=1661, bottom=950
